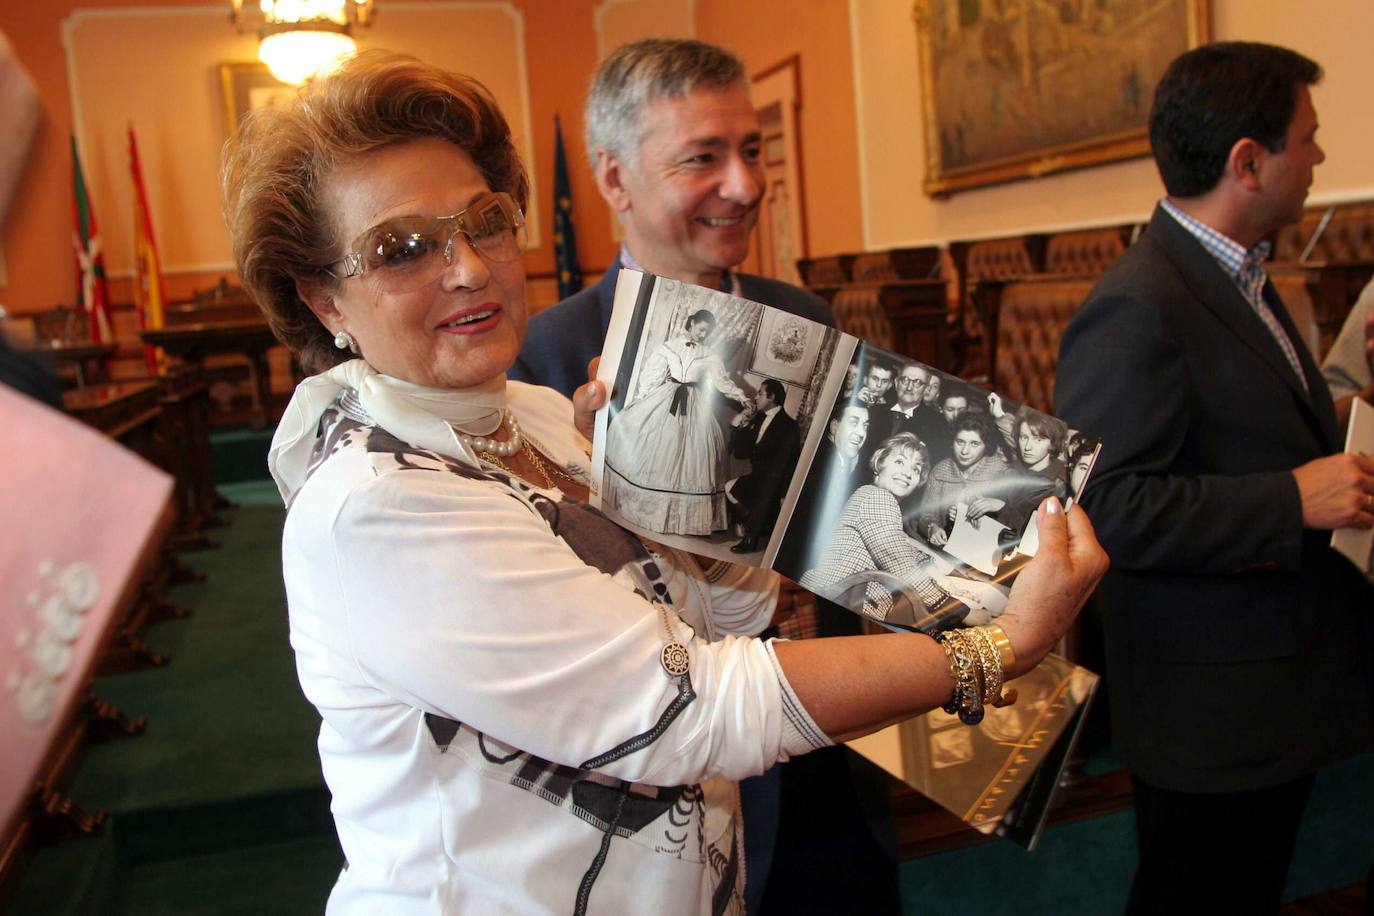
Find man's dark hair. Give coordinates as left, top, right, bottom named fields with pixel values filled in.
left=829, top=397, right=868, bottom=425
left=759, top=378, right=786, bottom=405
left=1150, top=41, right=1321, bottom=198
left=940, top=383, right=971, bottom=407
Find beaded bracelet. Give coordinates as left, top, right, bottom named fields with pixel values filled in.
left=938, top=629, right=985, bottom=725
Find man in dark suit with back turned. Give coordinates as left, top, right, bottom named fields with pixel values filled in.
left=726, top=378, right=801, bottom=554
left=1055, top=42, right=1374, bottom=914
left=510, top=37, right=898, bottom=916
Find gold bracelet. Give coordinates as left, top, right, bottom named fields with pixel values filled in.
left=967, top=627, right=1003, bottom=704
left=969, top=626, right=1018, bottom=709
left=982, top=623, right=1016, bottom=671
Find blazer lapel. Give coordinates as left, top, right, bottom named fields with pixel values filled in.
left=1149, top=209, right=1310, bottom=399
left=1147, top=207, right=1338, bottom=449
left=1263, top=281, right=1341, bottom=447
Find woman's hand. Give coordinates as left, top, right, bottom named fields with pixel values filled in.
left=927, top=524, right=949, bottom=546
left=965, top=496, right=1005, bottom=521
left=995, top=497, right=1108, bottom=677
left=987, top=392, right=1005, bottom=419
left=573, top=357, right=606, bottom=442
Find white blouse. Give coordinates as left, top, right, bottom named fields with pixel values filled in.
left=281, top=379, right=829, bottom=915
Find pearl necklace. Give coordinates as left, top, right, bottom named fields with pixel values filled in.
left=453, top=409, right=521, bottom=457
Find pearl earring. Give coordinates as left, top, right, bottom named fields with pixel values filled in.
left=334, top=330, right=358, bottom=353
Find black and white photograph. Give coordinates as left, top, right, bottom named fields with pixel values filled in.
left=773, top=345, right=1101, bottom=635
left=596, top=272, right=842, bottom=561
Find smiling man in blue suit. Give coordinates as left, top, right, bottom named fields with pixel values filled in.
left=508, top=38, right=831, bottom=398
left=510, top=37, right=905, bottom=916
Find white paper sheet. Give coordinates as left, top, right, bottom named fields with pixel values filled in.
left=944, top=501, right=1008, bottom=576
left=1332, top=397, right=1374, bottom=573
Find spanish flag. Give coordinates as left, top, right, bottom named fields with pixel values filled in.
left=128, top=126, right=166, bottom=374
left=70, top=136, right=114, bottom=346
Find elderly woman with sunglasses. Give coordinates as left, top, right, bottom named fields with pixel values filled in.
left=223, top=51, right=1106, bottom=915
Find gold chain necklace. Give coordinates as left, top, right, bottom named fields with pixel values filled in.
left=478, top=439, right=577, bottom=490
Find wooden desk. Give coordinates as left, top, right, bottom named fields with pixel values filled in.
left=141, top=319, right=278, bottom=428
left=21, top=342, right=116, bottom=388
left=62, top=381, right=162, bottom=444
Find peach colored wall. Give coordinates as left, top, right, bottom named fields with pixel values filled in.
left=0, top=0, right=613, bottom=316
left=696, top=0, right=862, bottom=261
left=594, top=0, right=693, bottom=57
left=851, top=0, right=1374, bottom=251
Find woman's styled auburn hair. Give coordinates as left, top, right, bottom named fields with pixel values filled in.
left=221, top=50, right=529, bottom=373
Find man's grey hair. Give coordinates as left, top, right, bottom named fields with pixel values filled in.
left=585, top=38, right=747, bottom=169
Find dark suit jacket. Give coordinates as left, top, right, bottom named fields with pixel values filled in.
left=773, top=440, right=866, bottom=574
left=729, top=407, right=802, bottom=540
left=1055, top=205, right=1373, bottom=792
left=510, top=255, right=835, bottom=397
left=0, top=332, right=62, bottom=408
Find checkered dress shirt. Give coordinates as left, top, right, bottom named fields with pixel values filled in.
left=1160, top=199, right=1308, bottom=393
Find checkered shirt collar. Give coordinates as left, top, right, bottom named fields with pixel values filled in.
left=1160, top=198, right=1272, bottom=303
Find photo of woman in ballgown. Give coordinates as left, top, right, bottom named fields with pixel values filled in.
left=603, top=309, right=748, bottom=535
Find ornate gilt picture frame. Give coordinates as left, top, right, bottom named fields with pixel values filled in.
left=218, top=62, right=298, bottom=137
left=913, top=0, right=1211, bottom=197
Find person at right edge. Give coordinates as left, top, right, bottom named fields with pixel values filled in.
left=1055, top=42, right=1374, bottom=915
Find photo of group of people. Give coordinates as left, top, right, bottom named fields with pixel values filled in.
left=598, top=274, right=841, bottom=561
left=772, top=348, right=1100, bottom=634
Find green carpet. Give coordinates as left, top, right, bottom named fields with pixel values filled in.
left=209, top=426, right=274, bottom=485
left=898, top=753, right=1373, bottom=913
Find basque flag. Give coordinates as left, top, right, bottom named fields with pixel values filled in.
left=70, top=136, right=114, bottom=345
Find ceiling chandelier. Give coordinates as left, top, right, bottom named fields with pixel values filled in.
left=230, top=0, right=376, bottom=86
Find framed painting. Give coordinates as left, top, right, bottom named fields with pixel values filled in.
left=751, top=308, right=823, bottom=385
left=219, top=62, right=298, bottom=136
left=913, top=0, right=1210, bottom=197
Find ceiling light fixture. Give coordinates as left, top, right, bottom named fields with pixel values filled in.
left=230, top=0, right=376, bottom=86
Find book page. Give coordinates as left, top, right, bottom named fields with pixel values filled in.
left=1332, top=396, right=1374, bottom=573
left=591, top=270, right=853, bottom=564
left=771, top=339, right=1102, bottom=636
left=847, top=653, right=1098, bottom=846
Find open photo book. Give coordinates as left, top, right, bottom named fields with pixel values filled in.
left=591, top=269, right=1102, bottom=635
left=591, top=269, right=1104, bottom=843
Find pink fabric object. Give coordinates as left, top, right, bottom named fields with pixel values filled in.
left=0, top=386, right=173, bottom=839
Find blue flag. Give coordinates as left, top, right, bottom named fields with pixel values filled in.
left=552, top=115, right=584, bottom=299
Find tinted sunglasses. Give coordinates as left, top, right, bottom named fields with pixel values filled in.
left=327, top=191, right=525, bottom=292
